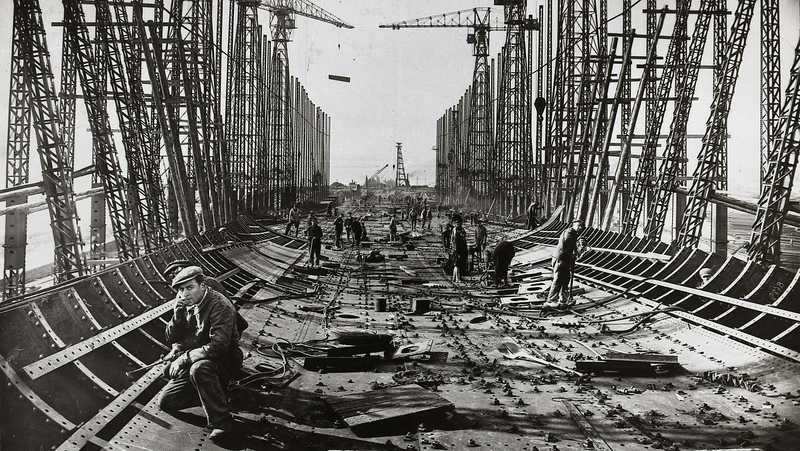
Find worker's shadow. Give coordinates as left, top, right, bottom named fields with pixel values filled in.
left=229, top=385, right=339, bottom=428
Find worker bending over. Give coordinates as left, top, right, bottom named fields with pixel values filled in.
left=159, top=266, right=243, bottom=443
left=345, top=213, right=353, bottom=243
left=486, top=240, right=516, bottom=287
left=545, top=220, right=586, bottom=308
left=286, top=204, right=300, bottom=236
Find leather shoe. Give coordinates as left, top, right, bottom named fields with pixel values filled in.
left=209, top=427, right=229, bottom=443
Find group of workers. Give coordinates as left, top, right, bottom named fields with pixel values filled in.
left=154, top=202, right=587, bottom=443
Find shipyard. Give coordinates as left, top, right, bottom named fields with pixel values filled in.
left=1, top=1, right=800, bottom=450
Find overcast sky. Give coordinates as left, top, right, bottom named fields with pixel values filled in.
left=0, top=0, right=799, bottom=193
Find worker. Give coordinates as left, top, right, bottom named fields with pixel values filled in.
left=545, top=220, right=586, bottom=307
left=389, top=214, right=398, bottom=242
left=526, top=200, right=540, bottom=230
left=452, top=216, right=468, bottom=283
left=326, top=203, right=333, bottom=217
left=441, top=219, right=453, bottom=251
left=360, top=216, right=369, bottom=242
left=351, top=216, right=363, bottom=247
left=306, top=216, right=323, bottom=267
left=333, top=213, right=344, bottom=249
left=486, top=240, right=516, bottom=287
left=474, top=218, right=488, bottom=264
left=410, top=206, right=419, bottom=231
left=345, top=212, right=353, bottom=243
left=159, top=266, right=243, bottom=443
left=286, top=204, right=300, bottom=236
left=698, top=267, right=713, bottom=288
left=423, top=205, right=432, bottom=230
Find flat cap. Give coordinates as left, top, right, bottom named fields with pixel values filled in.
left=164, top=259, right=192, bottom=276
left=171, top=265, right=203, bottom=288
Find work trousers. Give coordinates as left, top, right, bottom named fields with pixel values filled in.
left=285, top=221, right=299, bottom=236
left=411, top=218, right=417, bottom=231
left=390, top=229, right=397, bottom=241
left=309, top=239, right=322, bottom=266
left=159, top=360, right=231, bottom=428
left=547, top=260, right=573, bottom=303
left=335, top=229, right=343, bottom=248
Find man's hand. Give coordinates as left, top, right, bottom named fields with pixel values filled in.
left=162, top=348, right=181, bottom=362
left=167, top=353, right=189, bottom=379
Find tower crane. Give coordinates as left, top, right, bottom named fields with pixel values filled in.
left=379, top=8, right=501, bottom=206
left=395, top=142, right=410, bottom=188
left=256, top=0, right=353, bottom=209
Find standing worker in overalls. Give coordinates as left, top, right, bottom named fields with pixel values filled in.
left=333, top=213, right=344, bottom=249
left=544, top=220, right=586, bottom=308
left=306, top=216, right=323, bottom=268
left=389, top=214, right=398, bottom=242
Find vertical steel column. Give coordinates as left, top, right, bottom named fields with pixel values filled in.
left=113, top=2, right=170, bottom=245
left=577, top=38, right=619, bottom=224
left=588, top=36, right=633, bottom=226
left=618, top=0, right=632, bottom=221
left=15, top=0, right=85, bottom=281
left=624, top=3, right=689, bottom=234
left=644, top=0, right=714, bottom=240
left=604, top=12, right=666, bottom=231
left=748, top=36, right=800, bottom=264
left=466, top=8, right=492, bottom=208
left=268, top=9, right=294, bottom=210
left=676, top=0, right=756, bottom=250
left=759, top=0, right=781, bottom=188
left=535, top=5, right=545, bottom=206
left=494, top=0, right=530, bottom=215
left=141, top=19, right=198, bottom=236
left=3, top=4, right=33, bottom=299
left=644, top=0, right=657, bottom=206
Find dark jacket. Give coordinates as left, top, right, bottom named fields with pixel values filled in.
left=166, top=288, right=242, bottom=367
left=555, top=228, right=581, bottom=263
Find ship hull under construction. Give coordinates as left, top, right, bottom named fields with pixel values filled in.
left=2, top=211, right=800, bottom=450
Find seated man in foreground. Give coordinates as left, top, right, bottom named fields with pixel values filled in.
left=159, top=266, right=243, bottom=442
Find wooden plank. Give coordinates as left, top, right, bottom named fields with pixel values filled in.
left=326, top=384, right=453, bottom=429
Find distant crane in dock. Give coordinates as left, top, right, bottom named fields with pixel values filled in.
left=394, top=143, right=410, bottom=188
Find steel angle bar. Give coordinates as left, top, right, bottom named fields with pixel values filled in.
left=55, top=363, right=165, bottom=451
left=0, top=354, right=76, bottom=431
left=23, top=300, right=175, bottom=380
